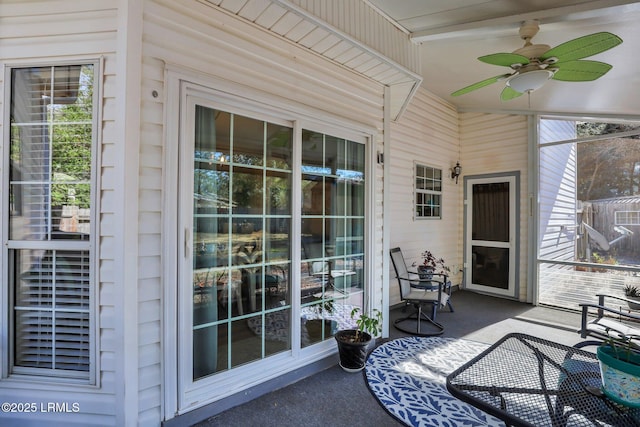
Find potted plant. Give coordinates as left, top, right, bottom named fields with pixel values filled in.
left=413, top=250, right=450, bottom=279
left=334, top=308, right=382, bottom=372
left=597, top=330, right=640, bottom=407
left=625, top=285, right=640, bottom=310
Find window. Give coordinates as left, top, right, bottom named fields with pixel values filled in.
left=6, top=64, right=96, bottom=381
left=537, top=117, right=640, bottom=310
left=615, top=211, right=640, bottom=225
left=415, top=164, right=442, bottom=219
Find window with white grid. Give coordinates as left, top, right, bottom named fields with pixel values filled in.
left=6, top=64, right=96, bottom=381
left=414, top=164, right=442, bottom=219
left=615, top=211, right=640, bottom=225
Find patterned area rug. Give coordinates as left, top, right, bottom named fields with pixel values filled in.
left=365, top=336, right=504, bottom=427
left=246, top=304, right=357, bottom=345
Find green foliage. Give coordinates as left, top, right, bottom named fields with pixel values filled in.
left=576, top=122, right=640, bottom=200
left=350, top=308, right=382, bottom=341
left=49, top=65, right=94, bottom=208
left=591, top=252, right=617, bottom=266
left=625, top=286, right=640, bottom=297
left=603, top=328, right=640, bottom=366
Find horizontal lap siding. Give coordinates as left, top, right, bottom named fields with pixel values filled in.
left=388, top=87, right=460, bottom=305
left=144, top=0, right=384, bottom=422
left=0, top=1, right=118, bottom=426
left=459, top=112, right=530, bottom=300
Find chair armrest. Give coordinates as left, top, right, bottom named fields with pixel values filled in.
left=579, top=302, right=640, bottom=339
left=579, top=302, right=640, bottom=322
left=595, top=293, right=640, bottom=307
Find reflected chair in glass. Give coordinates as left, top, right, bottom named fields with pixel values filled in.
left=236, top=241, right=288, bottom=312
left=302, top=238, right=354, bottom=295
left=390, top=247, right=453, bottom=336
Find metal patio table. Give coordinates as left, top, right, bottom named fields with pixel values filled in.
left=446, top=333, right=640, bottom=427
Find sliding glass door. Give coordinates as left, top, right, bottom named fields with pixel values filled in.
left=177, top=88, right=368, bottom=406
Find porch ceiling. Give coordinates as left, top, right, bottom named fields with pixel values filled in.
left=203, top=0, right=422, bottom=120
left=205, top=0, right=640, bottom=118
left=368, top=0, right=640, bottom=117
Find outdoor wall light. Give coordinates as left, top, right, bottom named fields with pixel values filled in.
left=451, top=161, right=462, bottom=184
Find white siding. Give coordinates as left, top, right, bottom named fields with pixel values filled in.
left=0, top=1, right=119, bottom=426
left=538, top=119, right=579, bottom=308
left=143, top=0, right=384, bottom=421
left=539, top=120, right=577, bottom=262
left=0, top=0, right=440, bottom=425
left=459, top=112, right=530, bottom=301
left=388, top=87, right=460, bottom=305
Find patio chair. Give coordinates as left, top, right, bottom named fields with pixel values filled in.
left=390, top=247, right=453, bottom=336
left=302, top=237, right=354, bottom=294
left=576, top=293, right=640, bottom=349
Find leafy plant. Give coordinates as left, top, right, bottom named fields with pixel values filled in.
left=413, top=250, right=450, bottom=275
left=350, top=308, right=382, bottom=342
left=309, top=299, right=334, bottom=315
left=603, top=328, right=640, bottom=366
left=625, top=285, right=640, bottom=298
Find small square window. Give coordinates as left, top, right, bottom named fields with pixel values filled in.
left=415, top=164, right=442, bottom=219
left=615, top=211, right=640, bottom=225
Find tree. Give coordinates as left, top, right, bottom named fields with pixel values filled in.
left=577, top=123, right=640, bottom=200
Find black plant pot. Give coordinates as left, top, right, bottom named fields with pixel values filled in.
left=335, top=329, right=372, bottom=372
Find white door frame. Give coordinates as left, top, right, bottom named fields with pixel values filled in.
left=463, top=172, right=520, bottom=298
left=162, top=69, right=378, bottom=418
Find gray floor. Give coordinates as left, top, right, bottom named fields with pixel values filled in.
left=194, top=290, right=587, bottom=427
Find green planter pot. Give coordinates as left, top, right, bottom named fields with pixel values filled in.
left=597, top=345, right=640, bottom=407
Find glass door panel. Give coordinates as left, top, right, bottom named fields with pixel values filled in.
left=300, top=132, right=364, bottom=348
left=189, top=103, right=292, bottom=381
left=465, top=176, right=517, bottom=297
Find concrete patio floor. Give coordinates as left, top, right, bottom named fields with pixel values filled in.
left=193, top=290, right=588, bottom=427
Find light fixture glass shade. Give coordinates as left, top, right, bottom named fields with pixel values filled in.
left=506, top=70, right=553, bottom=93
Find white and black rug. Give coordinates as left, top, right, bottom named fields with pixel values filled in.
left=365, top=336, right=504, bottom=427
left=246, top=304, right=357, bottom=345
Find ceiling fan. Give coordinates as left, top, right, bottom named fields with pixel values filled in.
left=451, top=20, right=622, bottom=101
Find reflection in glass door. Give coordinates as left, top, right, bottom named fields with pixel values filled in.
left=300, top=130, right=365, bottom=347
left=465, top=175, right=518, bottom=297
left=187, top=103, right=293, bottom=380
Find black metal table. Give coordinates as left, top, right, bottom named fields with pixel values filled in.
left=446, top=333, right=640, bottom=427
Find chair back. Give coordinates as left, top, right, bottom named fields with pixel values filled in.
left=390, top=247, right=411, bottom=299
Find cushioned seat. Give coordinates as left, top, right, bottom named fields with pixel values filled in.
left=390, top=247, right=453, bottom=336
left=577, top=293, right=640, bottom=349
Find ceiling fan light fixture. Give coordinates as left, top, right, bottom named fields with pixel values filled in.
left=506, top=69, right=554, bottom=93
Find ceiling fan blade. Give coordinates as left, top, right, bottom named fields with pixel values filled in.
left=551, top=60, right=613, bottom=81
left=540, top=32, right=622, bottom=62
left=451, top=74, right=509, bottom=97
left=500, top=86, right=523, bottom=101
left=478, top=53, right=530, bottom=67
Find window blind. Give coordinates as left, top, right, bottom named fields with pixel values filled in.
left=8, top=65, right=93, bottom=380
